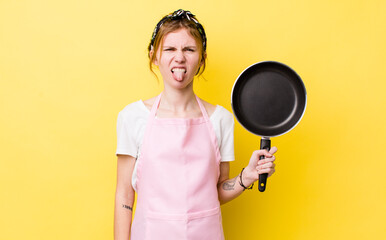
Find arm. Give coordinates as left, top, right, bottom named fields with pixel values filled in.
left=114, top=154, right=136, bottom=240
left=217, top=147, right=277, bottom=205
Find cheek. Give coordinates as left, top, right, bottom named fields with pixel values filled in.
left=188, top=53, right=200, bottom=63
left=154, top=50, right=164, bottom=66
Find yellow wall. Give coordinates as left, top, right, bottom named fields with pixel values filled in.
left=1, top=0, right=385, bottom=239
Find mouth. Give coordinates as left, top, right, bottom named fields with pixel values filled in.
left=171, top=67, right=187, bottom=81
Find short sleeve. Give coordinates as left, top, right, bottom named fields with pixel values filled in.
left=115, top=111, right=138, bottom=158
left=217, top=107, right=235, bottom=162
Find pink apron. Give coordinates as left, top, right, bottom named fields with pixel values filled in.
left=130, top=93, right=225, bottom=240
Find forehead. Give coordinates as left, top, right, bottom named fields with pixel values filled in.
left=162, top=28, right=198, bottom=46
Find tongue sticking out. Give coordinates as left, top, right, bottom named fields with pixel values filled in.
left=172, top=69, right=185, bottom=81
left=174, top=71, right=184, bottom=81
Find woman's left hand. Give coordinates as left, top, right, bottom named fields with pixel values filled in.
left=242, top=147, right=278, bottom=186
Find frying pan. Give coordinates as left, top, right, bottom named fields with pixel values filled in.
left=231, top=61, right=307, bottom=192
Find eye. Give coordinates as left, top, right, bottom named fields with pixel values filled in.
left=163, top=47, right=175, bottom=51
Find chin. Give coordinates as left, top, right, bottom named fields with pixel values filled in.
left=168, top=79, right=194, bottom=90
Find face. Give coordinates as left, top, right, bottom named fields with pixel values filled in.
left=153, top=28, right=202, bottom=90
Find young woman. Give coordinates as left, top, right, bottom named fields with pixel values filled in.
left=114, top=9, right=277, bottom=240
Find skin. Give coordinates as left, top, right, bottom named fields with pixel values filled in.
left=114, top=27, right=277, bottom=240
left=154, top=28, right=201, bottom=92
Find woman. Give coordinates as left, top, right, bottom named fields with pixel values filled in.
left=114, top=9, right=277, bottom=240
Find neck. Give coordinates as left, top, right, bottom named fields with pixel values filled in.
left=161, top=83, right=197, bottom=112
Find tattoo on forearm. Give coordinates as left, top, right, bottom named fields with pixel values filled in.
left=222, top=177, right=237, bottom=191
left=122, top=204, right=132, bottom=211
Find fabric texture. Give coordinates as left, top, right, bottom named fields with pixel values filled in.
left=116, top=99, right=235, bottom=191
left=130, top=93, right=224, bottom=240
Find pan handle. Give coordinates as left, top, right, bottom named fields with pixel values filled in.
left=258, top=138, right=271, bottom=192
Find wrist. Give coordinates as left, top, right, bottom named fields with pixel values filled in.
left=239, top=168, right=254, bottom=190
left=242, top=166, right=257, bottom=187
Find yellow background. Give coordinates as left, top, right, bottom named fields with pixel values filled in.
left=1, top=0, right=385, bottom=239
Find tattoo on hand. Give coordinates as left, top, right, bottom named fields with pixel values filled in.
left=222, top=177, right=237, bottom=191
left=122, top=204, right=133, bottom=211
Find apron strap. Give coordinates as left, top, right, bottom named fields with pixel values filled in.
left=195, top=95, right=210, bottom=121
left=150, top=93, right=163, bottom=118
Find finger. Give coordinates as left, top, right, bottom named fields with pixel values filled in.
left=249, top=150, right=271, bottom=167
left=257, top=156, right=275, bottom=165
left=269, top=146, right=278, bottom=155
left=252, top=149, right=273, bottom=159
left=257, top=167, right=275, bottom=175
left=256, top=162, right=275, bottom=170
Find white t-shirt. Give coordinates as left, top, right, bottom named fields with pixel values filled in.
left=116, top=100, right=235, bottom=190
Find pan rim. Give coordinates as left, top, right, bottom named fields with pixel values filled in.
left=231, top=60, right=307, bottom=138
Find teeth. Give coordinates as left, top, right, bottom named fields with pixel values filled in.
left=172, top=68, right=186, bottom=73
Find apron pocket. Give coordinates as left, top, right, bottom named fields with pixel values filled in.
left=145, top=211, right=187, bottom=240
left=187, top=207, right=224, bottom=240
left=145, top=208, right=224, bottom=240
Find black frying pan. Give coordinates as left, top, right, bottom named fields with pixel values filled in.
left=231, top=61, right=307, bottom=192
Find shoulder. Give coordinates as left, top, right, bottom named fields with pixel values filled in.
left=213, top=105, right=234, bottom=120
left=199, top=98, right=220, bottom=118
left=198, top=98, right=234, bottom=126
left=142, top=96, right=157, bottom=112
left=118, top=100, right=149, bottom=121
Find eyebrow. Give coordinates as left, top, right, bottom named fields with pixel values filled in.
left=162, top=45, right=197, bottom=49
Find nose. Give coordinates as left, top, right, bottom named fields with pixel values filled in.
left=174, top=50, right=186, bottom=63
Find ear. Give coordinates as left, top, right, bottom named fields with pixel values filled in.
left=150, top=49, right=159, bottom=66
